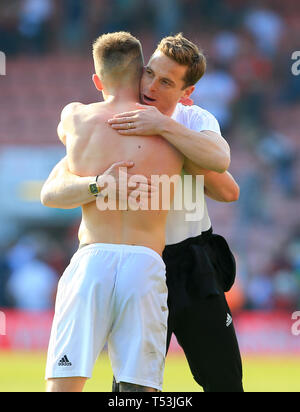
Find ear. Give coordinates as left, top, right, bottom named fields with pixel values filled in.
left=92, top=74, right=103, bottom=91
left=182, top=85, right=195, bottom=100
left=179, top=85, right=195, bottom=106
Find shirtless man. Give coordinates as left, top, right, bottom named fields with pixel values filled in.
left=43, top=34, right=243, bottom=392
left=44, top=32, right=185, bottom=392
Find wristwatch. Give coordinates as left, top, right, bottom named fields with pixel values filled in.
left=89, top=176, right=102, bottom=197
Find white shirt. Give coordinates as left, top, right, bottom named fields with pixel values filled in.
left=165, top=103, right=221, bottom=245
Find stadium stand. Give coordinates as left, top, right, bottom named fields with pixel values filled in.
left=0, top=0, right=299, bottom=313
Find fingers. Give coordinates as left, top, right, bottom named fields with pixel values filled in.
left=127, top=174, right=153, bottom=184
left=127, top=179, right=158, bottom=190
left=110, top=122, right=138, bottom=131
left=111, top=161, right=135, bottom=169
left=108, top=116, right=135, bottom=125
left=108, top=111, right=141, bottom=121
left=127, top=178, right=158, bottom=200
left=103, top=161, right=158, bottom=200
left=118, top=186, right=158, bottom=203
left=108, top=115, right=140, bottom=132
left=135, top=103, right=149, bottom=109
left=109, top=164, right=153, bottom=185
left=127, top=184, right=157, bottom=196
left=113, top=128, right=142, bottom=135
left=122, top=178, right=155, bottom=190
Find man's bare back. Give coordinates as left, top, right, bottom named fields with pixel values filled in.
left=61, top=100, right=183, bottom=255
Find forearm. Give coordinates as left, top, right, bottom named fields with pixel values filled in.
left=160, top=117, right=230, bottom=173
left=183, top=157, right=239, bottom=203
left=204, top=171, right=240, bottom=203
left=40, top=158, right=95, bottom=209
left=41, top=175, right=94, bottom=209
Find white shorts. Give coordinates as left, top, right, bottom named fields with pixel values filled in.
left=45, top=243, right=168, bottom=391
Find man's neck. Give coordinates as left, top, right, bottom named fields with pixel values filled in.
left=103, top=87, right=140, bottom=105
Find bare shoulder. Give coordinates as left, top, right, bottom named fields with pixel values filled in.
left=85, top=102, right=111, bottom=119
left=67, top=102, right=108, bottom=121
left=61, top=102, right=84, bottom=120
left=60, top=102, right=95, bottom=131
left=60, top=102, right=109, bottom=140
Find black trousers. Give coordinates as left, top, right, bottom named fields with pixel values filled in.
left=163, top=228, right=243, bottom=392
left=112, top=228, right=243, bottom=392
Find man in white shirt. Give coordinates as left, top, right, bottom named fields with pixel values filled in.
left=41, top=33, right=243, bottom=392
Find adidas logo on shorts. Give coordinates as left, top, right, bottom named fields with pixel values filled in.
left=226, top=313, right=232, bottom=327
left=58, top=355, right=72, bottom=366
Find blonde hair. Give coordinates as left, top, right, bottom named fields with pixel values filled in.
left=92, top=31, right=144, bottom=83
left=156, top=33, right=206, bottom=88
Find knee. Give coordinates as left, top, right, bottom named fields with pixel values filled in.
left=119, top=382, right=159, bottom=392
left=46, top=377, right=87, bottom=392
left=112, top=376, right=120, bottom=392
left=198, top=376, right=244, bottom=392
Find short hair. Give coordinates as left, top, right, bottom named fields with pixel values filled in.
left=155, top=33, right=206, bottom=88
left=92, top=32, right=144, bottom=83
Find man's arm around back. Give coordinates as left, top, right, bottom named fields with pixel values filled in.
left=40, top=157, right=95, bottom=209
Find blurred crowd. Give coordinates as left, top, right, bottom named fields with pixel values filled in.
left=0, top=0, right=300, bottom=312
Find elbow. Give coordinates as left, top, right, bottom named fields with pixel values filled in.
left=40, top=185, right=56, bottom=208
left=40, top=186, right=77, bottom=210
left=214, top=141, right=231, bottom=174
left=40, top=188, right=52, bottom=208
left=214, top=152, right=231, bottom=174
left=223, top=185, right=240, bottom=203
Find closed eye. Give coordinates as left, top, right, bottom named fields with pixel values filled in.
left=145, top=67, right=154, bottom=76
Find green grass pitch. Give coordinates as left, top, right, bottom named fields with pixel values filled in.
left=0, top=351, right=300, bottom=392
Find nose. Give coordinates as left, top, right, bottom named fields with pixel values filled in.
left=149, top=79, right=158, bottom=93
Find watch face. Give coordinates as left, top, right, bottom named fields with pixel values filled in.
left=90, top=183, right=99, bottom=195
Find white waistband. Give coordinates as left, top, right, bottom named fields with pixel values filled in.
left=74, top=242, right=165, bottom=268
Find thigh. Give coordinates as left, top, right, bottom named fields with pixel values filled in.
left=119, top=382, right=159, bottom=392
left=174, top=293, right=243, bottom=392
left=46, top=377, right=87, bottom=392
left=109, top=252, right=168, bottom=392
left=45, top=250, right=116, bottom=380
